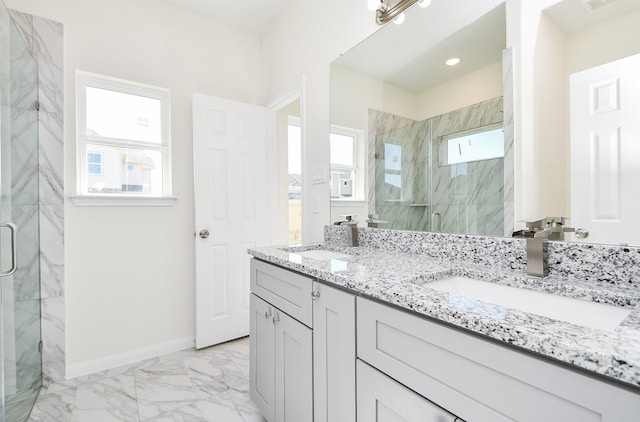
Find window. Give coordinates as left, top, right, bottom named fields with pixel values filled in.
left=439, top=123, right=504, bottom=166
left=287, top=121, right=302, bottom=244
left=75, top=71, right=172, bottom=201
left=87, top=152, right=102, bottom=175
left=384, top=143, right=403, bottom=201
left=330, top=126, right=364, bottom=200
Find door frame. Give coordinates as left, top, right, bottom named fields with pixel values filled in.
left=266, top=76, right=306, bottom=245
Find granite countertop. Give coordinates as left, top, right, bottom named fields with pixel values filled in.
left=248, top=242, right=640, bottom=390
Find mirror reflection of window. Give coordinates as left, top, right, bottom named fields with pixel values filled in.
left=439, top=124, right=504, bottom=166
left=384, top=143, right=403, bottom=201
left=287, top=122, right=302, bottom=244
left=330, top=127, right=362, bottom=199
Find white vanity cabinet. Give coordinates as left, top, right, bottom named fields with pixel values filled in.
left=249, top=259, right=313, bottom=422
left=249, top=259, right=357, bottom=422
left=312, top=281, right=356, bottom=422
left=357, top=297, right=640, bottom=422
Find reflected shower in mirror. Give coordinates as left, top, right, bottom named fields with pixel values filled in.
left=370, top=97, right=507, bottom=236
left=330, top=0, right=511, bottom=236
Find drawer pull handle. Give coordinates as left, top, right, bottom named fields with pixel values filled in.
left=272, top=315, right=280, bottom=324
left=264, top=311, right=272, bottom=319
left=311, top=291, right=321, bottom=300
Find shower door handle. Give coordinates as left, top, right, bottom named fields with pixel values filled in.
left=0, top=222, right=18, bottom=277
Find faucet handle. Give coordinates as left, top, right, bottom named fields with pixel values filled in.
left=340, top=214, right=356, bottom=222
left=522, top=218, right=547, bottom=229
left=533, top=229, right=552, bottom=239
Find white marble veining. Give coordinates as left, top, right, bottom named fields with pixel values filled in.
left=10, top=9, right=66, bottom=386
left=27, top=337, right=263, bottom=422
left=250, top=227, right=640, bottom=389
left=502, top=47, right=515, bottom=237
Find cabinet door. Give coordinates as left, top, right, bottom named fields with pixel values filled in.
left=250, top=294, right=276, bottom=422
left=274, top=308, right=313, bottom=422
left=357, top=360, right=457, bottom=422
left=312, top=282, right=356, bottom=422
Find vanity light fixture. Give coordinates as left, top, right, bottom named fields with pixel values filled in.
left=445, top=57, right=461, bottom=66
left=370, top=0, right=430, bottom=25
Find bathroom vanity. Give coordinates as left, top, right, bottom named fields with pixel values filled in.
left=248, top=227, right=640, bottom=422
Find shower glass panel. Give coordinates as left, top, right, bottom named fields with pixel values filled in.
left=0, top=2, right=42, bottom=421
left=374, top=120, right=430, bottom=232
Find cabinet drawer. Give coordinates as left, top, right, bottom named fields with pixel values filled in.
left=357, top=359, right=457, bottom=422
left=357, top=297, right=640, bottom=422
left=250, top=259, right=313, bottom=327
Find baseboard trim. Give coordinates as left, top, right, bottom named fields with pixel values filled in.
left=65, top=336, right=194, bottom=380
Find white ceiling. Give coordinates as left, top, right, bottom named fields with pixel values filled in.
left=154, top=0, right=290, bottom=34
left=333, top=1, right=506, bottom=93
left=544, top=0, right=640, bottom=33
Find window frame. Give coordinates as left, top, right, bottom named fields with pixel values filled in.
left=74, top=70, right=174, bottom=206
left=330, top=125, right=365, bottom=201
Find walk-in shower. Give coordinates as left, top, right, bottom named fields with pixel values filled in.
left=0, top=2, right=43, bottom=421
left=370, top=97, right=506, bottom=237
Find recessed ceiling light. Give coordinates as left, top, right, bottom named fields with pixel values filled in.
left=392, top=12, right=406, bottom=24
left=445, top=57, right=461, bottom=66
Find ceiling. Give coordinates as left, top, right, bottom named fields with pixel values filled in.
left=333, top=1, right=506, bottom=92
left=544, top=0, right=640, bottom=33
left=155, top=0, right=290, bottom=34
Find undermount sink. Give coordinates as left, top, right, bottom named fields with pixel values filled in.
left=293, top=249, right=352, bottom=260
left=427, top=276, right=632, bottom=331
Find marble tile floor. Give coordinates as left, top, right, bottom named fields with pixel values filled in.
left=27, top=337, right=266, bottom=422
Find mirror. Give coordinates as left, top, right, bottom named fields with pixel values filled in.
left=330, top=0, right=511, bottom=236
left=329, top=0, right=640, bottom=246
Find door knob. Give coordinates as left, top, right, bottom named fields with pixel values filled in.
left=199, top=229, right=210, bottom=239
left=575, top=228, right=589, bottom=239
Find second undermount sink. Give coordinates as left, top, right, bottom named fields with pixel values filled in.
left=427, top=276, right=632, bottom=331
left=294, top=249, right=352, bottom=260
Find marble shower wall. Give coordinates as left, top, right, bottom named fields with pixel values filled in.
left=369, top=111, right=431, bottom=232
left=10, top=10, right=65, bottom=385
left=502, top=48, right=515, bottom=238
left=8, top=13, right=42, bottom=397
left=369, top=96, right=507, bottom=237
left=430, top=97, right=504, bottom=237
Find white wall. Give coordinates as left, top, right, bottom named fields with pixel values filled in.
left=417, top=61, right=503, bottom=120
left=6, top=0, right=262, bottom=367
left=566, top=8, right=640, bottom=73
left=262, top=0, right=378, bottom=242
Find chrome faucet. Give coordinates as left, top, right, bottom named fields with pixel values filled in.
left=334, top=214, right=359, bottom=247
left=512, top=218, right=552, bottom=278
left=366, top=214, right=388, bottom=228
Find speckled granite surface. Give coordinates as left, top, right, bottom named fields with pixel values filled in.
left=248, top=230, right=640, bottom=390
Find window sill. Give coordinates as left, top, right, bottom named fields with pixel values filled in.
left=69, top=195, right=177, bottom=207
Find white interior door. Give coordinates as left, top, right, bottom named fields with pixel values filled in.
left=569, top=54, right=640, bottom=245
left=193, top=93, right=269, bottom=349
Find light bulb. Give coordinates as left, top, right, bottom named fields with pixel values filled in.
left=418, top=0, right=432, bottom=7
left=445, top=57, right=461, bottom=66
left=367, top=0, right=381, bottom=11
left=393, top=12, right=405, bottom=24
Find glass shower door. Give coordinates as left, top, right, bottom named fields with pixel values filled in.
left=0, top=3, right=42, bottom=421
